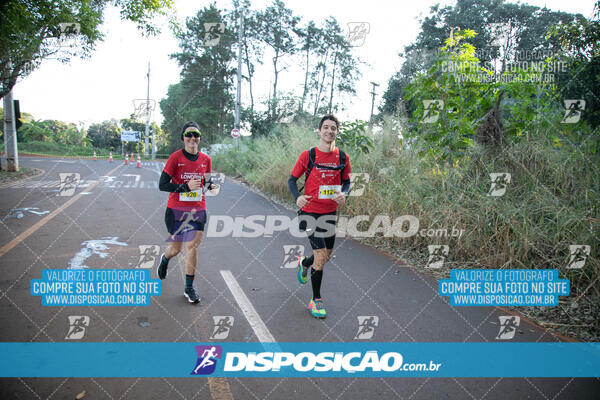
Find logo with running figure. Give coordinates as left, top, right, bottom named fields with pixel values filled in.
left=203, top=23, right=225, bottom=46
left=422, top=100, right=443, bottom=123
left=489, top=22, right=509, bottom=47
left=205, top=173, right=225, bottom=197
left=132, top=99, right=156, bottom=120
left=562, top=99, right=585, bottom=123
left=65, top=316, right=90, bottom=340
left=169, top=209, right=206, bottom=242
left=210, top=316, right=234, bottom=339
left=282, top=245, right=304, bottom=268
left=58, top=173, right=80, bottom=196
left=137, top=245, right=160, bottom=268
left=191, top=345, right=222, bottom=375
left=487, top=173, right=511, bottom=197
left=347, top=22, right=370, bottom=47
left=211, top=173, right=226, bottom=185
left=496, top=316, right=520, bottom=340
left=349, top=173, right=370, bottom=197
left=355, top=316, right=379, bottom=339
left=566, top=245, right=590, bottom=269
left=57, top=22, right=80, bottom=47
left=426, top=245, right=449, bottom=269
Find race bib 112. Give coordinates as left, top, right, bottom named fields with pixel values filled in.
left=318, top=185, right=341, bottom=200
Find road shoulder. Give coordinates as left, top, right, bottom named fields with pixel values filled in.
left=0, top=167, right=45, bottom=188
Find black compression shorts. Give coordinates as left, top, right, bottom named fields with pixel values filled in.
left=165, top=208, right=206, bottom=241
left=298, top=210, right=337, bottom=250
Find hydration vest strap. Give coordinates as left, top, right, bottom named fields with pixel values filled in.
left=299, top=147, right=346, bottom=193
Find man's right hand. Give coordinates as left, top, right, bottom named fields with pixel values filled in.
left=296, top=195, right=312, bottom=208
left=187, top=178, right=203, bottom=191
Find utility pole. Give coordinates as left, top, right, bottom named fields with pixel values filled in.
left=2, top=88, right=19, bottom=171
left=369, top=81, right=379, bottom=124
left=234, top=9, right=243, bottom=130
left=234, top=7, right=244, bottom=149
left=151, top=125, right=155, bottom=160
left=144, top=61, right=150, bottom=158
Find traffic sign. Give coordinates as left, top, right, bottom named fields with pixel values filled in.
left=230, top=129, right=240, bottom=138
left=121, top=131, right=141, bottom=142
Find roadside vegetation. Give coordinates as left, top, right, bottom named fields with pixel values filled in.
left=211, top=0, right=600, bottom=340
left=213, top=115, right=599, bottom=339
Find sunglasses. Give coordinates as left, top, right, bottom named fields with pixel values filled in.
left=184, top=131, right=201, bottom=138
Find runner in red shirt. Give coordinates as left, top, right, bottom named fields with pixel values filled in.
left=157, top=121, right=218, bottom=304
left=288, top=115, right=352, bottom=318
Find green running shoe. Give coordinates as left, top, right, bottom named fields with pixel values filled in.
left=297, top=256, right=308, bottom=284
left=308, top=298, right=326, bottom=318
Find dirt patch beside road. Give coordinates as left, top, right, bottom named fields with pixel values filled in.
left=0, top=167, right=44, bottom=187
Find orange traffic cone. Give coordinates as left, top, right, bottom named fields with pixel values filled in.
left=136, top=154, right=141, bottom=168
left=125, top=153, right=129, bottom=165
left=130, top=153, right=134, bottom=162
left=109, top=152, right=113, bottom=163
left=93, top=151, right=97, bottom=161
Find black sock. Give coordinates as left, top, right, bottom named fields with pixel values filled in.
left=311, top=269, right=323, bottom=299
left=302, top=255, right=314, bottom=267
left=185, top=274, right=194, bottom=289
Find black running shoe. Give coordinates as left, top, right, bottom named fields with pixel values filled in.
left=184, top=287, right=201, bottom=304
left=157, top=253, right=169, bottom=280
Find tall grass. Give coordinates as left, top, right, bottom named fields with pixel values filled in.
left=213, top=122, right=599, bottom=295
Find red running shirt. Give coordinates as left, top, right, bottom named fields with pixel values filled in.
left=291, top=147, right=351, bottom=214
left=163, top=150, right=212, bottom=210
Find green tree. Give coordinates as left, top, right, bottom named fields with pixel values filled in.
left=19, top=119, right=47, bottom=142
left=323, top=18, right=361, bottom=114
left=160, top=4, right=236, bottom=151
left=255, top=0, right=300, bottom=120
left=295, top=20, right=323, bottom=114
left=0, top=0, right=174, bottom=99
left=232, top=0, right=263, bottom=114
left=17, top=118, right=87, bottom=145
left=308, top=17, right=361, bottom=116
left=548, top=1, right=600, bottom=129
left=87, top=120, right=121, bottom=150
left=404, top=29, right=554, bottom=162
left=336, top=120, right=373, bottom=154
left=381, top=0, right=578, bottom=116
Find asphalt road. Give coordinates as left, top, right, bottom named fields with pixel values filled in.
left=0, top=156, right=597, bottom=399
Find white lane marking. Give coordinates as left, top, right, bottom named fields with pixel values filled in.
left=122, top=174, right=141, bottom=188
left=68, top=237, right=128, bottom=269
left=0, top=164, right=122, bottom=258
left=30, top=159, right=76, bottom=163
left=220, top=270, right=276, bottom=342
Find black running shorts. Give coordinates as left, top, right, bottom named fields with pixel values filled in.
left=298, top=210, right=337, bottom=250
left=165, top=207, right=206, bottom=235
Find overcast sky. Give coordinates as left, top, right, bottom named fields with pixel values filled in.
left=13, top=0, right=597, bottom=130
